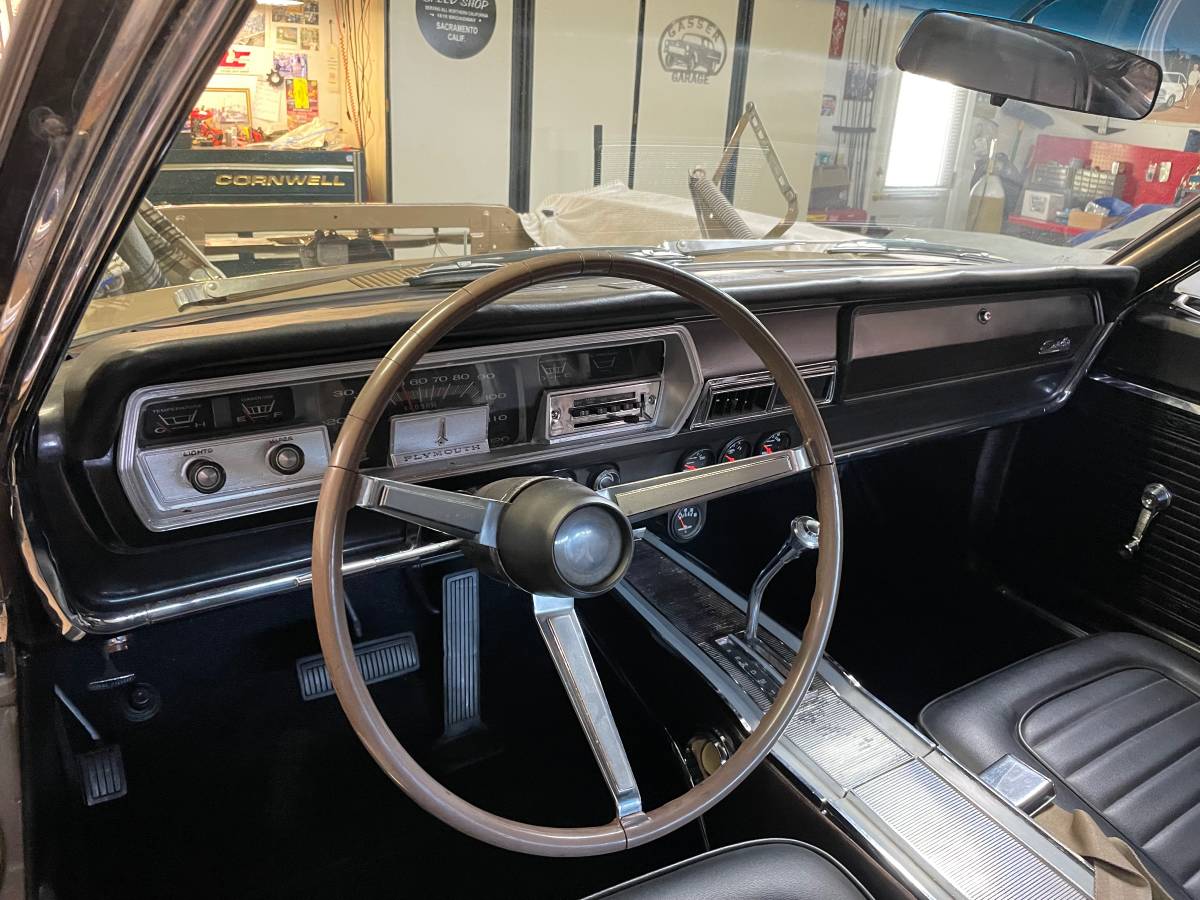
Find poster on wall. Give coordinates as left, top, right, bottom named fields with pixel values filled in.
left=829, top=0, right=848, bottom=60
left=415, top=0, right=497, bottom=60
left=276, top=25, right=299, bottom=47
left=237, top=9, right=266, bottom=47
left=274, top=52, right=308, bottom=78
left=1148, top=61, right=1200, bottom=125
left=219, top=45, right=270, bottom=74
left=301, top=26, right=320, bottom=51
left=286, top=78, right=320, bottom=127
left=657, top=15, right=727, bottom=85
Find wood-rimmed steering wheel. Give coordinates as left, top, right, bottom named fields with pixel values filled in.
left=311, top=250, right=842, bottom=857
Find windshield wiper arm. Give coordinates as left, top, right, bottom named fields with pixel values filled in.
left=824, top=239, right=1008, bottom=263
left=669, top=237, right=1007, bottom=264
left=405, top=245, right=692, bottom=286
left=173, top=260, right=410, bottom=311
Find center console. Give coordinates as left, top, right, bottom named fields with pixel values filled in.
left=617, top=534, right=1095, bottom=900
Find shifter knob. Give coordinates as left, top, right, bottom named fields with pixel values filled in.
left=746, top=516, right=820, bottom=645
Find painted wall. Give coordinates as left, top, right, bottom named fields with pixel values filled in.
left=733, top=0, right=834, bottom=217
left=528, top=1, right=641, bottom=206
left=388, top=1, right=515, bottom=204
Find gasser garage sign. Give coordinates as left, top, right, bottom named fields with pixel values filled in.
left=416, top=0, right=496, bottom=60
left=659, top=15, right=727, bottom=84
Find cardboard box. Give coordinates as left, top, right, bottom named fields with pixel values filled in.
left=1067, top=209, right=1120, bottom=231
left=1020, top=190, right=1066, bottom=221
left=810, top=165, right=850, bottom=189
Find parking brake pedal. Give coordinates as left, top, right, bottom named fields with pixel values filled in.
left=295, top=633, right=420, bottom=701
left=54, top=686, right=127, bottom=805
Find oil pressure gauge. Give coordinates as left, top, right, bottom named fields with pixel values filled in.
left=668, top=504, right=706, bottom=542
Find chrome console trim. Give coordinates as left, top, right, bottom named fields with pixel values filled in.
left=617, top=533, right=1093, bottom=900
left=117, top=326, right=702, bottom=531
left=1091, top=372, right=1200, bottom=418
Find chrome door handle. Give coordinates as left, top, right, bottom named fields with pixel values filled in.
left=1120, top=483, right=1172, bottom=559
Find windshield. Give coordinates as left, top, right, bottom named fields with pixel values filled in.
left=85, top=0, right=1200, bottom=336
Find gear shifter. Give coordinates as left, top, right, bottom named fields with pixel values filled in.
left=746, top=516, right=820, bottom=646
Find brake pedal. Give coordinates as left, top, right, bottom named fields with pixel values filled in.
left=295, top=633, right=420, bottom=701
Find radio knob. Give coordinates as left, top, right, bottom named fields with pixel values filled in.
left=267, top=442, right=305, bottom=475
left=185, top=459, right=225, bottom=494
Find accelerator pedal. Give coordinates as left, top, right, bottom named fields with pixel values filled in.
left=440, top=570, right=483, bottom=739
left=296, top=633, right=420, bottom=701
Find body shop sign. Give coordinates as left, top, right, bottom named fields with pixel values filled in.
left=659, top=16, right=727, bottom=84
left=416, top=0, right=496, bottom=59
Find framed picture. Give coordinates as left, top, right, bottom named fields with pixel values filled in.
left=275, top=25, right=299, bottom=47
left=300, top=26, right=319, bottom=51
left=197, top=87, right=253, bottom=126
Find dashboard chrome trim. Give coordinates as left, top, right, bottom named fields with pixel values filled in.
left=117, top=326, right=703, bottom=531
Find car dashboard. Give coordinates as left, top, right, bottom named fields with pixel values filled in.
left=20, top=261, right=1137, bottom=637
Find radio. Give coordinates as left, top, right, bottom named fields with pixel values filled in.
left=543, top=379, right=661, bottom=440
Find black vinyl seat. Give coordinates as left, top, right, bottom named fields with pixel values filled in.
left=921, top=632, right=1200, bottom=899
left=586, top=839, right=872, bottom=900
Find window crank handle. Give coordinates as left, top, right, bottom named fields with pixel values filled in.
left=1120, top=483, right=1171, bottom=559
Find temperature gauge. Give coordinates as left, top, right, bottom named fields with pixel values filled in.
left=668, top=504, right=706, bottom=542
left=719, top=437, right=752, bottom=463
left=680, top=448, right=715, bottom=471
left=756, top=430, right=792, bottom=455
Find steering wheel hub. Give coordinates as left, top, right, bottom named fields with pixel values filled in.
left=474, top=476, right=634, bottom=597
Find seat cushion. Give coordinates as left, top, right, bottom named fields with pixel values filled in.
left=921, top=632, right=1200, bottom=899
left=585, top=839, right=872, bottom=900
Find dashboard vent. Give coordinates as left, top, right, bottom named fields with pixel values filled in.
left=707, top=384, right=773, bottom=421
left=691, top=363, right=837, bottom=428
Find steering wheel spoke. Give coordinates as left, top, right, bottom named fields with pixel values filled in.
left=600, top=446, right=811, bottom=521
left=357, top=471, right=506, bottom=546
left=533, top=594, right=643, bottom=820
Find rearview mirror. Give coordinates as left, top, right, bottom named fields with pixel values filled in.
left=896, top=10, right=1162, bottom=121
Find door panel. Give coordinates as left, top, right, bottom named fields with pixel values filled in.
left=991, top=309, right=1200, bottom=646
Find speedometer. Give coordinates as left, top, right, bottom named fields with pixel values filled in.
left=317, top=361, right=522, bottom=449
left=391, top=364, right=488, bottom=416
